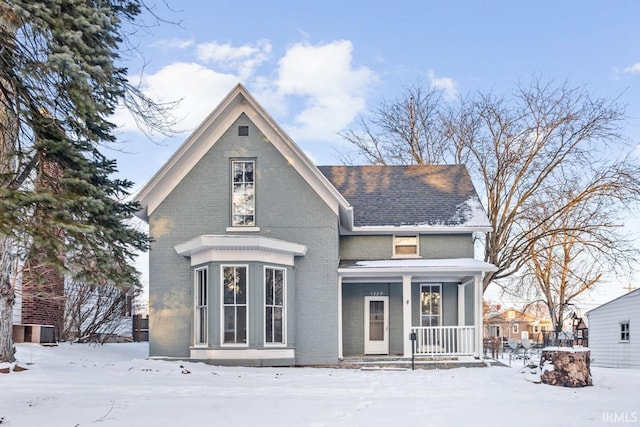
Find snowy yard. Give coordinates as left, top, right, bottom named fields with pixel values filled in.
left=1, top=343, right=638, bottom=427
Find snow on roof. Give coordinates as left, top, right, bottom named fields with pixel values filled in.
left=339, top=258, right=497, bottom=272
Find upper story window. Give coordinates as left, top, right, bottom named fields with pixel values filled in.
left=231, top=160, right=255, bottom=226
left=620, top=321, right=630, bottom=342
left=393, top=235, right=419, bottom=258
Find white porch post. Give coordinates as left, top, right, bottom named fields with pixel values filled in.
left=402, top=275, right=412, bottom=357
left=457, top=283, right=466, bottom=326
left=338, top=275, right=343, bottom=359
left=474, top=274, right=483, bottom=358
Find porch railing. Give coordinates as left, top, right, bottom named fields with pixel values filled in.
left=411, top=326, right=476, bottom=356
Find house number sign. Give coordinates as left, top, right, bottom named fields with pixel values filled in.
left=370, top=291, right=384, bottom=296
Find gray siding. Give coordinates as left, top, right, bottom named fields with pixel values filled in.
left=148, top=114, right=339, bottom=365
left=342, top=282, right=463, bottom=356
left=587, top=291, right=640, bottom=369
left=341, top=283, right=404, bottom=356
left=420, top=234, right=474, bottom=259
left=339, top=234, right=474, bottom=261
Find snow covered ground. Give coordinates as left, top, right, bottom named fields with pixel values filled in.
left=1, top=343, right=638, bottom=427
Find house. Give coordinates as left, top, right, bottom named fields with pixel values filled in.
left=134, top=84, right=496, bottom=366
left=586, top=289, right=640, bottom=369
left=485, top=307, right=552, bottom=345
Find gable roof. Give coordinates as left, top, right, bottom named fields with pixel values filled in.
left=318, top=165, right=491, bottom=232
left=587, top=288, right=640, bottom=315
left=134, top=83, right=352, bottom=223
left=487, top=307, right=551, bottom=323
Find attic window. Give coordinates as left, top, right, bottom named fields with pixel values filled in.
left=238, top=126, right=249, bottom=136
left=393, top=235, right=419, bottom=258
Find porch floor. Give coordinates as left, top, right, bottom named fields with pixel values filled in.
left=338, top=355, right=490, bottom=370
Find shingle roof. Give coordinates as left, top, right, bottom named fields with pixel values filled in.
left=317, top=165, right=490, bottom=228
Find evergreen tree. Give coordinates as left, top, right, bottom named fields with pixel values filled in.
left=0, top=0, right=166, bottom=363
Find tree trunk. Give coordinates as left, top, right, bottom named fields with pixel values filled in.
left=0, top=238, right=16, bottom=363
left=540, top=348, right=592, bottom=387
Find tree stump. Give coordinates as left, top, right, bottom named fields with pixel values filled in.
left=540, top=347, right=592, bottom=387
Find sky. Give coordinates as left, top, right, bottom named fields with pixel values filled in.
left=1, top=342, right=639, bottom=426
left=110, top=0, right=640, bottom=309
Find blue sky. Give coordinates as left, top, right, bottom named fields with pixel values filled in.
left=115, top=0, right=640, bottom=307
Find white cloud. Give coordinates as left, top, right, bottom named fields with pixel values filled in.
left=427, top=69, right=458, bottom=101
left=623, top=63, right=640, bottom=74
left=196, top=39, right=271, bottom=80
left=275, top=40, right=377, bottom=141
left=114, top=62, right=239, bottom=134
left=114, top=38, right=377, bottom=148
left=153, top=37, right=195, bottom=50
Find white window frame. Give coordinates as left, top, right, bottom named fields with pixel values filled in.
left=511, top=323, right=519, bottom=334
left=620, top=321, right=630, bottom=342
left=393, top=235, right=420, bottom=258
left=419, top=283, right=442, bottom=327
left=194, top=267, right=208, bottom=346
left=220, top=265, right=249, bottom=347
left=264, top=266, right=286, bottom=346
left=231, top=160, right=256, bottom=227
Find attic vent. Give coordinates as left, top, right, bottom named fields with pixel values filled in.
left=238, top=125, right=249, bottom=136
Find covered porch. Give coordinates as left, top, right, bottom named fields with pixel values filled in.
left=337, top=259, right=496, bottom=360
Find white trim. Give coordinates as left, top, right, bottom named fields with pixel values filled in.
left=338, top=258, right=497, bottom=278
left=349, top=225, right=493, bottom=234
left=402, top=275, right=412, bottom=357
left=176, top=235, right=307, bottom=267
left=474, top=274, right=483, bottom=358
left=192, top=250, right=295, bottom=268
left=457, top=283, right=466, bottom=326
left=190, top=348, right=295, bottom=360
left=193, top=267, right=208, bottom=347
left=338, top=276, right=344, bottom=359
left=134, top=84, right=351, bottom=223
left=226, top=227, right=260, bottom=232
left=364, top=296, right=389, bottom=355
left=220, top=264, right=249, bottom=348
left=263, top=266, right=287, bottom=347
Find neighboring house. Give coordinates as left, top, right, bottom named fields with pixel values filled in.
left=134, top=84, right=496, bottom=367
left=485, top=307, right=552, bottom=345
left=587, top=289, right=640, bottom=369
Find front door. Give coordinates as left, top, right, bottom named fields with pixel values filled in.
left=364, top=296, right=389, bottom=355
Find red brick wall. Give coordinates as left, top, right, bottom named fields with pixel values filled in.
left=20, top=260, right=65, bottom=334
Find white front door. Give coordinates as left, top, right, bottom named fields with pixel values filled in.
left=364, top=296, right=389, bottom=355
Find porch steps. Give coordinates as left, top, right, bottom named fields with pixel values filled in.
left=338, top=356, right=487, bottom=370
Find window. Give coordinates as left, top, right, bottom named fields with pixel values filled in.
left=393, top=235, right=419, bottom=257
left=238, top=125, right=249, bottom=136
left=194, top=268, right=208, bottom=345
left=231, top=160, right=255, bottom=226
left=265, top=267, right=285, bottom=345
left=620, top=321, right=630, bottom=342
left=507, top=310, right=515, bottom=319
left=420, top=284, right=441, bottom=327
left=120, top=290, right=133, bottom=317
left=511, top=323, right=519, bottom=334
left=222, top=266, right=248, bottom=345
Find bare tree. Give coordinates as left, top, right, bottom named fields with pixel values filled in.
left=342, top=78, right=640, bottom=294
left=61, top=280, right=138, bottom=343
left=340, top=83, right=453, bottom=165
left=508, top=168, right=639, bottom=334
